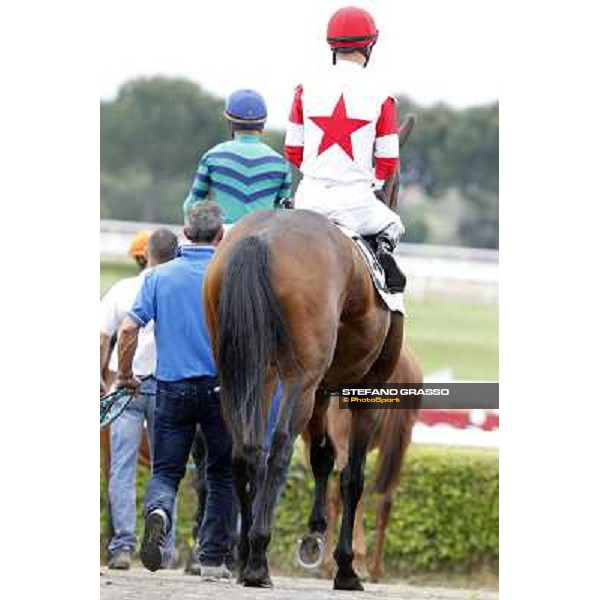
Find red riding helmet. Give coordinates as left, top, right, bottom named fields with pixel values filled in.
left=327, top=6, right=379, bottom=49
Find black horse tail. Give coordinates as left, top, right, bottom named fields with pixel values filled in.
left=217, top=235, right=295, bottom=450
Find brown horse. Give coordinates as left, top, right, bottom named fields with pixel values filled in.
left=204, top=208, right=407, bottom=590
left=301, top=346, right=422, bottom=581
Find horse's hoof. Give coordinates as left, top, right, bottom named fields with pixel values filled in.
left=333, top=574, right=364, bottom=591
left=242, top=567, right=273, bottom=588
left=242, top=576, right=273, bottom=588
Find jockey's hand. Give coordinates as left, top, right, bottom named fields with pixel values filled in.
left=100, top=379, right=108, bottom=396
left=115, top=374, right=141, bottom=396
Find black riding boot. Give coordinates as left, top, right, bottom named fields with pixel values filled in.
left=375, top=238, right=407, bottom=293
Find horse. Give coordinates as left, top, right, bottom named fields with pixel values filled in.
left=203, top=207, right=409, bottom=591
left=299, top=345, right=422, bottom=581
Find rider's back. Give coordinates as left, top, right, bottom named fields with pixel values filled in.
left=186, top=136, right=290, bottom=225
left=287, top=61, right=397, bottom=185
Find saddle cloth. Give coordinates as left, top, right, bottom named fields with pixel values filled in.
left=336, top=225, right=406, bottom=315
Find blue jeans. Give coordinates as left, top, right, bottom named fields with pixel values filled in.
left=145, top=377, right=236, bottom=566
left=266, top=382, right=283, bottom=449
left=108, top=378, right=177, bottom=560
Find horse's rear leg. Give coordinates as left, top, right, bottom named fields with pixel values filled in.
left=333, top=412, right=370, bottom=591
left=232, top=446, right=259, bottom=583
left=368, top=493, right=393, bottom=581
left=307, top=391, right=334, bottom=535
left=244, top=384, right=317, bottom=587
left=297, top=391, right=334, bottom=570
left=322, top=481, right=367, bottom=581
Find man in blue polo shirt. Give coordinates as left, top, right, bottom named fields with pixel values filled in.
left=116, top=202, right=234, bottom=581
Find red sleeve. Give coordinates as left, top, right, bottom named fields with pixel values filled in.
left=374, top=96, right=400, bottom=179
left=288, top=85, right=303, bottom=125
left=285, top=85, right=304, bottom=168
left=376, top=96, right=399, bottom=137
left=285, top=146, right=304, bottom=168
left=375, top=157, right=400, bottom=180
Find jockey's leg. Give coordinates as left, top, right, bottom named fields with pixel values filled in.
left=346, top=189, right=407, bottom=293
left=374, top=221, right=407, bottom=293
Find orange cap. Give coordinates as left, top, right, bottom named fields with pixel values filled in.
left=128, top=231, right=151, bottom=258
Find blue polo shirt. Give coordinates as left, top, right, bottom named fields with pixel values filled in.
left=129, top=245, right=217, bottom=381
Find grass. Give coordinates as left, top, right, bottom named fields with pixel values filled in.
left=101, top=259, right=498, bottom=381
left=404, top=296, right=498, bottom=381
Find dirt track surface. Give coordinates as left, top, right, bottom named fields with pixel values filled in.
left=100, top=569, right=499, bottom=600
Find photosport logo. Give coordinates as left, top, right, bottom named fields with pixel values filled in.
left=337, top=383, right=499, bottom=410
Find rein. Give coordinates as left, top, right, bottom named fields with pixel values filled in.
left=99, top=376, right=153, bottom=429
left=100, top=388, right=132, bottom=429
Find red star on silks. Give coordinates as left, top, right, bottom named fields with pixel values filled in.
left=309, top=94, right=371, bottom=159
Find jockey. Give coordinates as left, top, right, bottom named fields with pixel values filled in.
left=184, top=89, right=292, bottom=224
left=285, top=6, right=406, bottom=292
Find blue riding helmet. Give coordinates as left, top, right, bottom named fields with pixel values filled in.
left=224, top=89, right=267, bottom=127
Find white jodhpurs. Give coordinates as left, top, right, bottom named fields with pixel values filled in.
left=294, top=177, right=405, bottom=244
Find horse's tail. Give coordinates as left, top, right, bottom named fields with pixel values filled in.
left=217, top=235, right=295, bottom=449
left=373, top=408, right=417, bottom=495
left=373, top=350, right=423, bottom=495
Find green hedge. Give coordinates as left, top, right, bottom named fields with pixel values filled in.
left=101, top=444, right=498, bottom=576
